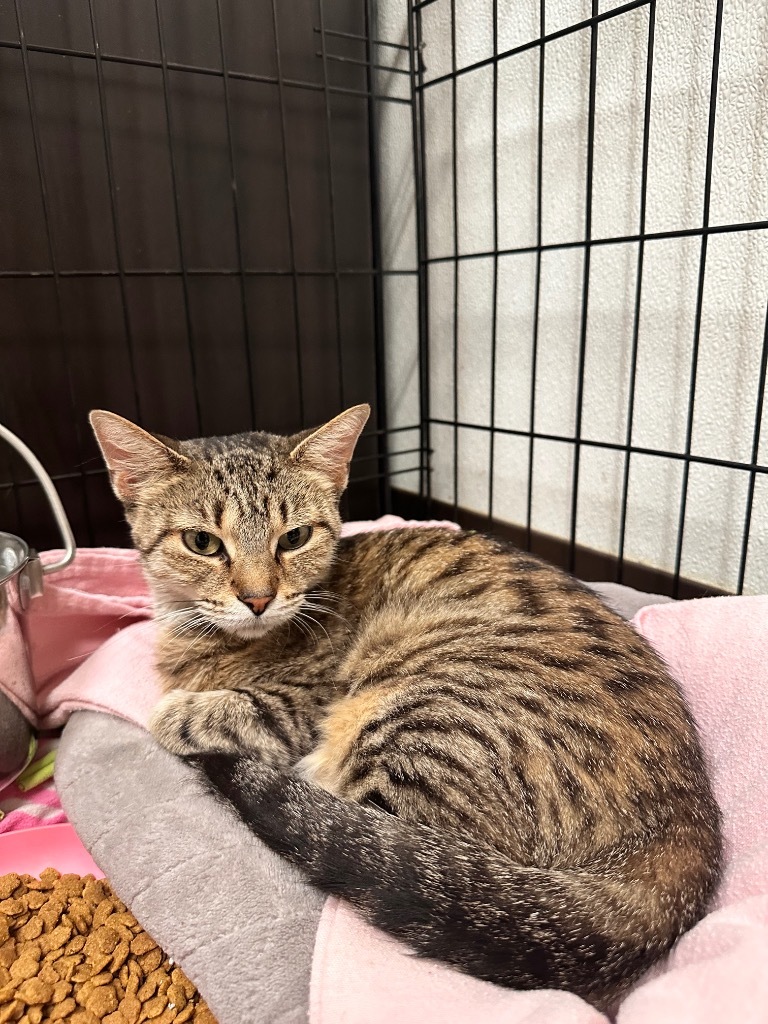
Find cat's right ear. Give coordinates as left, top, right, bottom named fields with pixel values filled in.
left=89, top=411, right=188, bottom=503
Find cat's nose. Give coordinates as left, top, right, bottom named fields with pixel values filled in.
left=240, top=592, right=275, bottom=616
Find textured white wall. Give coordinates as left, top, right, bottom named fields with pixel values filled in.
left=375, top=0, right=768, bottom=593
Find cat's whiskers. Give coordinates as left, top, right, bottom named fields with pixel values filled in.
left=164, top=619, right=220, bottom=673
left=309, top=588, right=341, bottom=603
left=155, top=608, right=220, bottom=659
left=288, top=612, right=317, bottom=644
left=301, top=599, right=351, bottom=629
left=295, top=608, right=334, bottom=650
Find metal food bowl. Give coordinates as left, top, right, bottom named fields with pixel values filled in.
left=0, top=422, right=76, bottom=628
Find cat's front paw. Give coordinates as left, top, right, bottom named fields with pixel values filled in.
left=149, top=689, right=237, bottom=756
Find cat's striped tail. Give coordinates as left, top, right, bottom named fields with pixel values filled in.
left=190, top=751, right=713, bottom=1011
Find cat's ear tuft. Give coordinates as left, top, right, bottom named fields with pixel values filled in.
left=289, top=404, right=370, bottom=492
left=89, top=410, right=188, bottom=503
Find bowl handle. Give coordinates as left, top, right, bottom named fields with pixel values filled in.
left=0, top=422, right=76, bottom=575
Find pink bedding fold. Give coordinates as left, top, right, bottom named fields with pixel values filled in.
left=310, top=596, right=768, bottom=1024
left=0, top=547, right=155, bottom=729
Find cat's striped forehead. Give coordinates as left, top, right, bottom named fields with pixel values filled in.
left=173, top=432, right=335, bottom=540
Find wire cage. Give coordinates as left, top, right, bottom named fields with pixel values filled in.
left=0, top=0, right=393, bottom=545
left=1, top=0, right=766, bottom=600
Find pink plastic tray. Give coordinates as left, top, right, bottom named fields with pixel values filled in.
left=0, top=823, right=103, bottom=879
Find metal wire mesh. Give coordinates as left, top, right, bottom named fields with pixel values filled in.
left=395, top=0, right=768, bottom=597
left=0, top=0, right=423, bottom=548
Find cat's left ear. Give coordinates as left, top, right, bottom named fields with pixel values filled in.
left=290, top=404, right=370, bottom=492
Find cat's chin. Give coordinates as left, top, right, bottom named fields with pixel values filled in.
left=224, top=611, right=290, bottom=641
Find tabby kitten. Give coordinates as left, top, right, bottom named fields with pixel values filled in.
left=90, top=405, right=721, bottom=1011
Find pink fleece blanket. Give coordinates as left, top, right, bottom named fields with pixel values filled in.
left=1, top=526, right=766, bottom=1023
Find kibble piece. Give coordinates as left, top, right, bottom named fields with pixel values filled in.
left=0, top=877, right=20, bottom=901
left=109, top=940, right=129, bottom=973
left=0, top=916, right=9, bottom=945
left=81, top=880, right=104, bottom=907
left=138, top=948, right=162, bottom=975
left=68, top=898, right=92, bottom=934
left=51, top=978, right=72, bottom=1002
left=26, top=1009, right=42, bottom=1024
left=94, top=928, right=120, bottom=957
left=43, top=922, right=73, bottom=956
left=53, top=954, right=80, bottom=982
left=0, top=900, right=24, bottom=918
left=0, top=981, right=17, bottom=1004
left=23, top=893, right=46, bottom=912
left=38, top=962, right=59, bottom=986
left=167, top=983, right=187, bottom=1012
left=91, top=901, right=115, bottom=930
left=193, top=1004, right=216, bottom=1024
left=142, top=993, right=169, bottom=1020
left=0, top=1000, right=23, bottom=1023
left=136, top=976, right=158, bottom=1002
left=129, top=932, right=156, bottom=957
left=43, top=946, right=64, bottom=966
left=118, top=994, right=140, bottom=1024
left=65, top=934, right=86, bottom=956
left=70, top=1012, right=100, bottom=1024
left=56, top=876, right=84, bottom=900
left=0, top=939, right=18, bottom=969
left=171, top=970, right=194, bottom=1001
left=157, top=1010, right=183, bottom=1024
left=124, top=963, right=141, bottom=998
left=9, top=955, right=39, bottom=982
left=39, top=869, right=60, bottom=889
left=85, top=982, right=118, bottom=1017
left=49, top=998, right=77, bottom=1021
left=89, top=952, right=114, bottom=976
left=87, top=972, right=110, bottom=988
left=39, top=899, right=66, bottom=933
left=16, top=919, right=42, bottom=943
left=16, top=977, right=53, bottom=1005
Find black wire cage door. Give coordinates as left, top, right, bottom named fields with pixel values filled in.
left=0, top=0, right=397, bottom=549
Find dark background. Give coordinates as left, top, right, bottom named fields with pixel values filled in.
left=0, top=0, right=386, bottom=550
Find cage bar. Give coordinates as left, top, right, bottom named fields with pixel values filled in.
left=0, top=37, right=411, bottom=105
left=213, top=0, right=256, bottom=430
left=616, top=0, right=656, bottom=585
left=152, top=0, right=202, bottom=434
left=316, top=0, right=346, bottom=410
left=568, top=0, right=600, bottom=573
left=525, top=0, right=546, bottom=553
left=671, top=0, right=724, bottom=597
left=486, top=0, right=500, bottom=531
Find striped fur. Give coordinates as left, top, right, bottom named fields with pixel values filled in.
left=90, top=407, right=722, bottom=1011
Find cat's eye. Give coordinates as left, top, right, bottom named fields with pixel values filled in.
left=277, top=525, right=313, bottom=552
left=182, top=529, right=223, bottom=557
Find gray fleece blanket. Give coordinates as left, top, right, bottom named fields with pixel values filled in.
left=47, top=581, right=669, bottom=1024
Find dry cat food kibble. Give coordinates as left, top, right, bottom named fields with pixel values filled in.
left=0, top=870, right=216, bottom=1023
